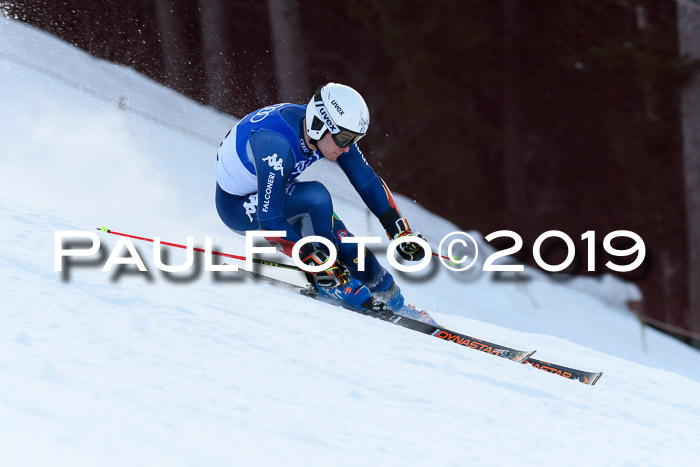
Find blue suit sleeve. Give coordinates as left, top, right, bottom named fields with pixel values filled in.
left=337, top=145, right=402, bottom=230
left=248, top=130, right=302, bottom=242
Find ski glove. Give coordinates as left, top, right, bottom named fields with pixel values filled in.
left=300, top=245, right=351, bottom=289
left=386, top=217, right=426, bottom=262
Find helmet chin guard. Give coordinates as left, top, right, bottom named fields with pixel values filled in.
left=305, top=83, right=370, bottom=146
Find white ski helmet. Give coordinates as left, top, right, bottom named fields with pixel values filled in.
left=305, top=83, right=370, bottom=147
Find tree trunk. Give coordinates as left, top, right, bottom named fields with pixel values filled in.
left=198, top=0, right=234, bottom=109
left=502, top=0, right=523, bottom=228
left=267, top=0, right=309, bottom=103
left=678, top=0, right=700, bottom=339
left=154, top=0, right=190, bottom=93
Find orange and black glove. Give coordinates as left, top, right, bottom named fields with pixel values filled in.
left=386, top=217, right=426, bottom=262
left=300, top=244, right=351, bottom=288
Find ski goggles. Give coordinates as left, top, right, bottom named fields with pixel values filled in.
left=331, top=127, right=365, bottom=148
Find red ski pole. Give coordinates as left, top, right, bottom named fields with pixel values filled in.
left=97, top=226, right=302, bottom=271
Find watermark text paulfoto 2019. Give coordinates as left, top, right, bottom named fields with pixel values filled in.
left=54, top=229, right=646, bottom=276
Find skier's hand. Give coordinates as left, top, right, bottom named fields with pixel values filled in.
left=395, top=232, right=426, bottom=261
left=386, top=218, right=426, bottom=262
left=300, top=245, right=350, bottom=288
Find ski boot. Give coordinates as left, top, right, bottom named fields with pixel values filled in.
left=301, top=246, right=384, bottom=311
left=370, top=277, right=437, bottom=325
left=371, top=280, right=405, bottom=311
left=316, top=277, right=386, bottom=311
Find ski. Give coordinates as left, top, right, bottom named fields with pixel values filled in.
left=523, top=358, right=603, bottom=385
left=234, top=270, right=603, bottom=385
left=236, top=270, right=534, bottom=363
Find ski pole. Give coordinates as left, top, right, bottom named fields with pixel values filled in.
left=432, top=251, right=452, bottom=261
left=98, top=226, right=452, bottom=268
left=96, top=226, right=302, bottom=271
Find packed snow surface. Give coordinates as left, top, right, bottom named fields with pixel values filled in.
left=1, top=17, right=699, bottom=466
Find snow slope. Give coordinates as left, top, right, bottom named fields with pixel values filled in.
left=1, top=16, right=700, bottom=466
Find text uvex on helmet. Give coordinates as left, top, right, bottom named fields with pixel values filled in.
left=305, top=83, right=370, bottom=148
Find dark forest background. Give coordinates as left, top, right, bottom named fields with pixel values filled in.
left=5, top=0, right=700, bottom=345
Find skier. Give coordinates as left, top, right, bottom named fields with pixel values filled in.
left=215, top=83, right=425, bottom=311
